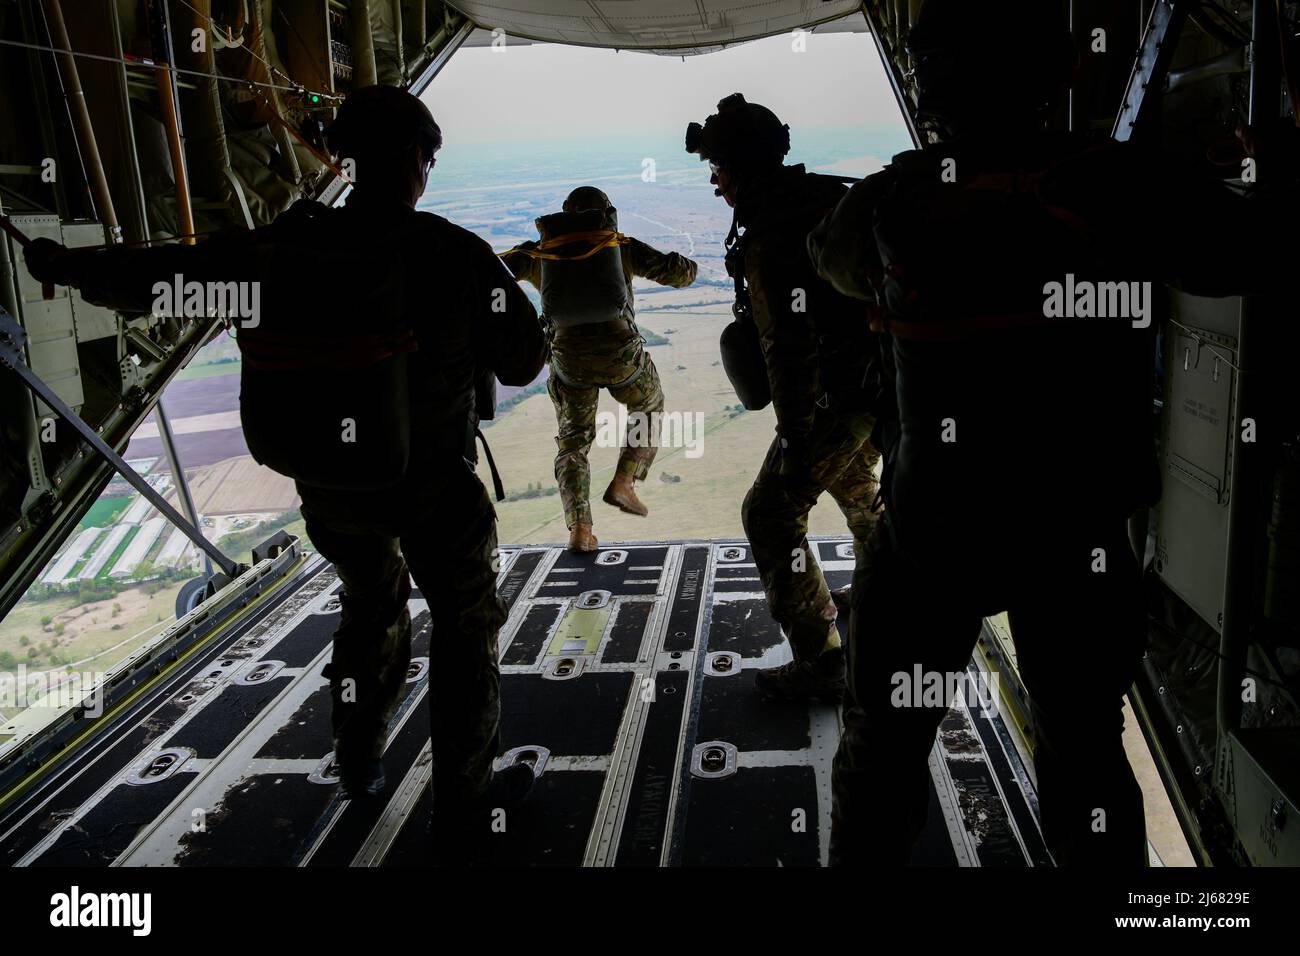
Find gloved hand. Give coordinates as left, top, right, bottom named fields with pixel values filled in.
left=778, top=432, right=812, bottom=481
left=24, top=237, right=73, bottom=286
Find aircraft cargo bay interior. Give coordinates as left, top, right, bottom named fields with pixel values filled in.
left=0, top=0, right=1298, bottom=905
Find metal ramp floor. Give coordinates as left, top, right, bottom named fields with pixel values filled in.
left=0, top=540, right=1050, bottom=867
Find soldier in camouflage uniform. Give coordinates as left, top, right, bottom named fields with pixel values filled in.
left=298, top=91, right=547, bottom=827
left=805, top=0, right=1300, bottom=865
left=503, top=186, right=697, bottom=552
left=26, top=89, right=547, bottom=844
left=687, top=95, right=884, bottom=703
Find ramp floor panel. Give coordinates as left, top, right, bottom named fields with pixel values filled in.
left=0, top=542, right=1048, bottom=867
left=681, top=766, right=822, bottom=867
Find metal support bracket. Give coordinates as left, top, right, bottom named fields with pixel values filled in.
left=0, top=305, right=242, bottom=578
left=1113, top=0, right=1195, bottom=142
left=860, top=1, right=923, bottom=147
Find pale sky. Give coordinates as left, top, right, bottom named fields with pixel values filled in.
left=423, top=30, right=905, bottom=144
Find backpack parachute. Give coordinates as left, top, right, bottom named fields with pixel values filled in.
left=236, top=201, right=417, bottom=491
left=536, top=207, right=628, bottom=328
left=871, top=147, right=1098, bottom=339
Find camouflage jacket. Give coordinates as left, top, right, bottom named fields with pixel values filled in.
left=734, top=165, right=879, bottom=447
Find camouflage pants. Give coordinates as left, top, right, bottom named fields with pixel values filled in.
left=299, top=462, right=506, bottom=803
left=741, top=411, right=880, bottom=662
left=548, top=345, right=664, bottom=528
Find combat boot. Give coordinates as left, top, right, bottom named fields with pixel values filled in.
left=568, top=522, right=598, bottom=552
left=429, top=764, right=537, bottom=865
left=603, top=472, right=649, bottom=516
left=325, top=586, right=411, bottom=800
left=324, top=657, right=391, bottom=799
left=337, top=753, right=386, bottom=799
left=755, top=647, right=846, bottom=704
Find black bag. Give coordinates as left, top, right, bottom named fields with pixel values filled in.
left=237, top=201, right=418, bottom=491
left=718, top=219, right=771, bottom=411
left=720, top=311, right=770, bottom=411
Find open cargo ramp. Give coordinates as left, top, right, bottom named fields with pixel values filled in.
left=0, top=539, right=1049, bottom=867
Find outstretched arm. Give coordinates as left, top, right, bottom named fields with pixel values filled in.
left=625, top=237, right=697, bottom=288
left=25, top=233, right=256, bottom=315
left=500, top=242, right=542, bottom=290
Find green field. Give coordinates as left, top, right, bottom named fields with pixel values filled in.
left=97, top=525, right=138, bottom=580
left=175, top=359, right=241, bottom=381
left=215, top=509, right=309, bottom=562
left=78, top=496, right=130, bottom=531
left=0, top=578, right=190, bottom=723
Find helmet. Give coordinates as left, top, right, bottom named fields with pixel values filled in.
left=324, top=85, right=442, bottom=161
left=685, top=93, right=791, bottom=171
left=562, top=186, right=612, bottom=213
left=906, top=0, right=1075, bottom=127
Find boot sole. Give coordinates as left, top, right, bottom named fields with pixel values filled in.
left=602, top=487, right=649, bottom=517
left=340, top=771, right=386, bottom=799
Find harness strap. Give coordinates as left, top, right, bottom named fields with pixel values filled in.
left=499, top=230, right=631, bottom=262
left=475, top=427, right=505, bottom=502
left=550, top=354, right=646, bottom=391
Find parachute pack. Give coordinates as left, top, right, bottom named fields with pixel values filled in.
left=535, top=207, right=630, bottom=328
left=869, top=145, right=1102, bottom=341
left=236, top=201, right=419, bottom=491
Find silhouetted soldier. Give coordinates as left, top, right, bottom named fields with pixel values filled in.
left=25, top=87, right=546, bottom=850
left=502, top=186, right=697, bottom=552
left=686, top=95, right=884, bottom=704
left=810, top=0, right=1288, bottom=865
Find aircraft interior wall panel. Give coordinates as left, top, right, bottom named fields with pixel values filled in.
left=8, top=216, right=84, bottom=416
left=1143, top=578, right=1225, bottom=788
left=62, top=223, right=119, bottom=342
left=1155, top=292, right=1243, bottom=632
left=1225, top=729, right=1300, bottom=865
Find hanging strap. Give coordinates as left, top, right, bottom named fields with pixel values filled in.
left=724, top=213, right=751, bottom=321
left=475, top=427, right=505, bottom=502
